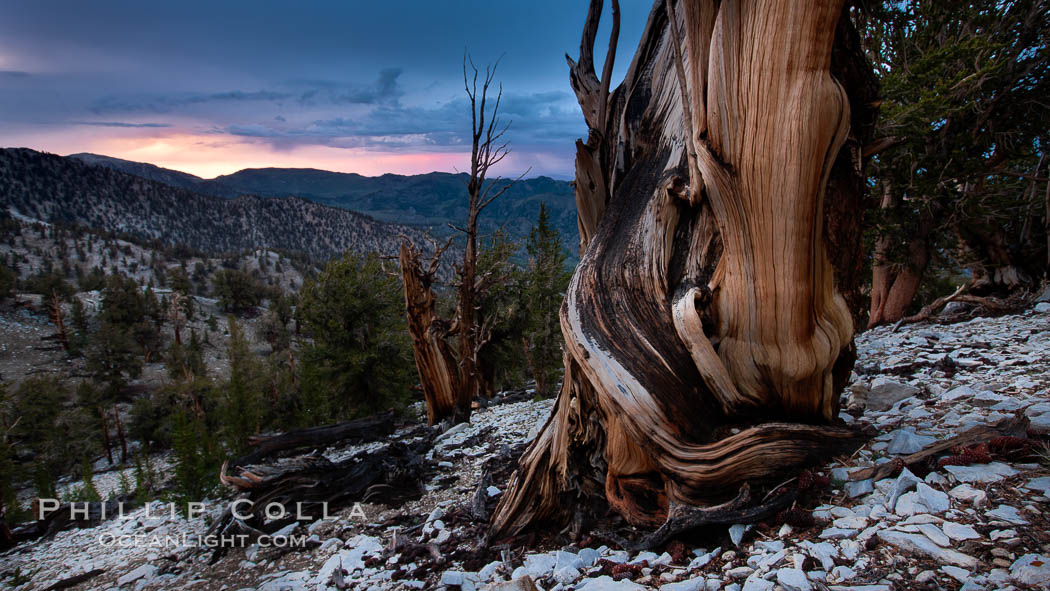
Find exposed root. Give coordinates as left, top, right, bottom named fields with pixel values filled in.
left=599, top=484, right=796, bottom=552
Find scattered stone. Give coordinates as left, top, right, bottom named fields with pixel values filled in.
left=914, top=483, right=950, bottom=513
left=828, top=566, right=856, bottom=583
left=942, top=522, right=981, bottom=541
left=727, top=566, right=755, bottom=580
left=740, top=577, right=774, bottom=591
left=579, top=548, right=601, bottom=567
left=799, top=541, right=838, bottom=571
left=660, top=578, right=704, bottom=591
left=948, top=483, right=988, bottom=507
left=755, top=540, right=784, bottom=553
left=916, top=523, right=950, bottom=547
left=991, top=528, right=1018, bottom=541
left=943, top=385, right=976, bottom=400
left=116, top=564, right=157, bottom=587
left=729, top=524, right=751, bottom=547
left=940, top=565, right=970, bottom=584
left=442, top=570, right=466, bottom=586
left=866, top=378, right=920, bottom=411
left=819, top=527, right=857, bottom=540
left=915, top=570, right=936, bottom=583
left=1023, top=477, right=1050, bottom=496
left=876, top=531, right=977, bottom=568
left=1010, top=554, right=1050, bottom=586
left=523, top=554, right=557, bottom=578
left=775, top=568, right=811, bottom=591
left=486, top=576, right=542, bottom=591
left=845, top=479, right=873, bottom=498
left=577, top=575, right=647, bottom=590
left=943, top=462, right=1019, bottom=483
left=553, top=566, right=581, bottom=584
left=887, top=467, right=922, bottom=509
left=885, top=429, right=937, bottom=455
left=986, top=504, right=1028, bottom=525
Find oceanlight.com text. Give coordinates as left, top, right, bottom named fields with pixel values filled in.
left=97, top=533, right=307, bottom=548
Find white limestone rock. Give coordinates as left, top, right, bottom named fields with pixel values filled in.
left=876, top=530, right=977, bottom=568
left=942, top=522, right=981, bottom=541
left=943, top=462, right=1019, bottom=483
left=1010, top=554, right=1050, bottom=586
left=775, top=568, right=812, bottom=591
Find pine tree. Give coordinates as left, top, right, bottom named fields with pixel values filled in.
left=220, top=318, right=264, bottom=453
left=522, top=203, right=570, bottom=396
left=297, top=252, right=414, bottom=424
left=476, top=229, right=528, bottom=393
left=170, top=408, right=221, bottom=508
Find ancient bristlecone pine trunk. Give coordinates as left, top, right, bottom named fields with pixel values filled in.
left=400, top=241, right=471, bottom=426
left=491, top=0, right=878, bottom=536
left=401, top=59, right=514, bottom=426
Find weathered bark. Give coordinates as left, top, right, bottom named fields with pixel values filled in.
left=113, top=405, right=127, bottom=463
left=401, top=59, right=517, bottom=426
left=400, top=240, right=470, bottom=426
left=169, top=291, right=185, bottom=346
left=47, top=291, right=69, bottom=351
left=229, top=411, right=396, bottom=468
left=491, top=0, right=877, bottom=537
left=868, top=186, right=933, bottom=327
left=42, top=569, right=107, bottom=591
left=99, top=406, right=113, bottom=465
left=215, top=440, right=428, bottom=548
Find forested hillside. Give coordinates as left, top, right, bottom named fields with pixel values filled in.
left=1, top=148, right=435, bottom=263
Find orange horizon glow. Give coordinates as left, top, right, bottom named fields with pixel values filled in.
left=5, top=131, right=503, bottom=179
left=92, top=134, right=475, bottom=179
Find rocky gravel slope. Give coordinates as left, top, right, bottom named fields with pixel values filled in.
left=2, top=308, right=1050, bottom=591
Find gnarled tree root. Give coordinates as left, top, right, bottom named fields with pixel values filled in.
left=491, top=403, right=866, bottom=538
left=600, top=484, right=799, bottom=552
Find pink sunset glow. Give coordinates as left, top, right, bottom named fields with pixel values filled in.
left=8, top=129, right=570, bottom=178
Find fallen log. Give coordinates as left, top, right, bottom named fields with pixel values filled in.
left=893, top=283, right=971, bottom=330
left=3, top=494, right=142, bottom=550
left=230, top=411, right=397, bottom=468
left=42, top=569, right=106, bottom=591
left=601, top=485, right=797, bottom=552
left=212, top=439, right=432, bottom=552
left=848, top=413, right=1031, bottom=482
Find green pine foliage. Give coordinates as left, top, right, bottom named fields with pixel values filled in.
left=9, top=377, right=98, bottom=499
left=0, top=263, right=15, bottom=299
left=862, top=0, right=1050, bottom=303
left=296, top=252, right=415, bottom=423
left=522, top=203, right=571, bottom=396
left=212, top=268, right=264, bottom=315
left=0, top=382, right=27, bottom=525
left=476, top=229, right=530, bottom=392
left=170, top=407, right=222, bottom=508
left=219, top=317, right=265, bottom=454
left=66, top=458, right=102, bottom=503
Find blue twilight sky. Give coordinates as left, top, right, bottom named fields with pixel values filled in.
left=0, top=1, right=652, bottom=179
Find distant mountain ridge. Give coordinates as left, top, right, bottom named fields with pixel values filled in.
left=68, top=152, right=208, bottom=192
left=68, top=153, right=580, bottom=251
left=1, top=148, right=439, bottom=263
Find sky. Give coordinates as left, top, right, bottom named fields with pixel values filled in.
left=0, top=1, right=651, bottom=179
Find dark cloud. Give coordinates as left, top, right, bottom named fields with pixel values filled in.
left=91, top=90, right=296, bottom=114
left=0, top=0, right=651, bottom=176
left=330, top=68, right=404, bottom=105
left=89, top=70, right=405, bottom=115
left=219, top=89, right=579, bottom=152
left=70, top=120, right=172, bottom=128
